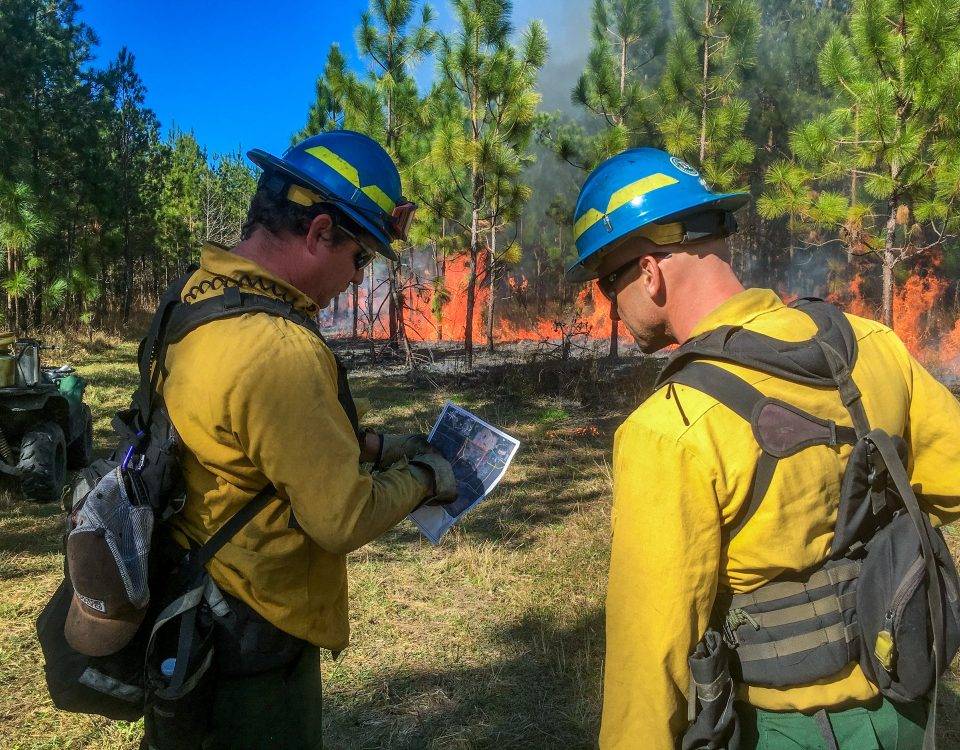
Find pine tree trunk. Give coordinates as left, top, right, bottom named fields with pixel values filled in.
left=465, top=200, right=479, bottom=369
left=882, top=202, right=897, bottom=328
left=486, top=225, right=496, bottom=353
left=396, top=261, right=416, bottom=370
left=700, top=0, right=711, bottom=164
left=122, top=214, right=133, bottom=323
left=5, top=248, right=12, bottom=330
left=388, top=266, right=399, bottom=350
left=608, top=305, right=619, bottom=359
left=366, top=263, right=375, bottom=353
left=352, top=283, right=359, bottom=339
left=849, top=107, right=860, bottom=264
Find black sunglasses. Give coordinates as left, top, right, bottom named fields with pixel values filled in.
left=596, top=253, right=673, bottom=302
left=336, top=222, right=378, bottom=270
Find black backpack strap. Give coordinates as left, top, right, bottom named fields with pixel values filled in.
left=790, top=299, right=871, bottom=437
left=867, top=430, right=944, bottom=750
left=135, top=268, right=198, bottom=420
left=196, top=483, right=276, bottom=568
left=656, top=298, right=862, bottom=395
left=660, top=362, right=776, bottom=543
left=162, top=288, right=361, bottom=439
left=661, top=361, right=858, bottom=543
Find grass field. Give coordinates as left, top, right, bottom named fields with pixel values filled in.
left=1, top=334, right=958, bottom=749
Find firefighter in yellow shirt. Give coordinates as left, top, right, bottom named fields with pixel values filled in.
left=567, top=148, right=960, bottom=749
left=158, top=131, right=458, bottom=749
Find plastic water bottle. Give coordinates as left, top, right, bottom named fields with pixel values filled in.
left=160, top=658, right=176, bottom=678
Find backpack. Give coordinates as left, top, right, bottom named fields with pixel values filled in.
left=667, top=299, right=960, bottom=750
left=36, top=271, right=361, bottom=735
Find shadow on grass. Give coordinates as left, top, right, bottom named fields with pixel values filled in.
left=0, top=500, right=62, bottom=564
left=939, top=679, right=960, bottom=747
left=323, top=608, right=604, bottom=750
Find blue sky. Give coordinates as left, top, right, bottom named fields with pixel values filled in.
left=78, top=0, right=590, bottom=165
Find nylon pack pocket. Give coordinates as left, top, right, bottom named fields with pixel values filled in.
left=857, top=513, right=960, bottom=702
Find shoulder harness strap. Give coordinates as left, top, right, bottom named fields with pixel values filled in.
left=656, top=299, right=863, bottom=542
left=143, top=282, right=360, bottom=439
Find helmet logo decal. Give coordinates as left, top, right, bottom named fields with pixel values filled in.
left=573, top=173, right=678, bottom=241
left=670, top=156, right=699, bottom=177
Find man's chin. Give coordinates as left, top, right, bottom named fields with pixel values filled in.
left=624, top=326, right=669, bottom=355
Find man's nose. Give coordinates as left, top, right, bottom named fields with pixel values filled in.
left=352, top=267, right=365, bottom=285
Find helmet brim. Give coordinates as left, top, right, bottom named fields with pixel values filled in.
left=247, top=148, right=398, bottom=261
left=565, top=190, right=750, bottom=282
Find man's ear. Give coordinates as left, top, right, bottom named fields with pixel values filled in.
left=638, top=255, right=663, bottom=298
left=306, top=212, right=335, bottom=256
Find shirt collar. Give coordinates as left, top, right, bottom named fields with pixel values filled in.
left=197, top=242, right=319, bottom=315
left=687, top=288, right=785, bottom=339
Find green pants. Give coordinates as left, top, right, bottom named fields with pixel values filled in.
left=738, top=697, right=927, bottom=750
left=201, top=645, right=323, bottom=750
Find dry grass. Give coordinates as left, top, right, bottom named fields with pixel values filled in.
left=0, top=333, right=958, bottom=749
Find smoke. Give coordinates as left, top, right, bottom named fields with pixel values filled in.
left=513, top=0, right=593, bottom=112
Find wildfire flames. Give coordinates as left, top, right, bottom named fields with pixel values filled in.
left=828, top=266, right=960, bottom=377
left=328, top=251, right=960, bottom=379
left=328, top=253, right=623, bottom=345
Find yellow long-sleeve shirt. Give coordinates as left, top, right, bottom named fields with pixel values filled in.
left=162, top=243, right=428, bottom=652
left=601, top=288, right=960, bottom=749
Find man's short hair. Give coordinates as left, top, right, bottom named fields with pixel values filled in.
left=240, top=178, right=354, bottom=243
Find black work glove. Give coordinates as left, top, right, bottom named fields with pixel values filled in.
left=408, top=452, right=459, bottom=506
left=376, top=433, right=432, bottom=469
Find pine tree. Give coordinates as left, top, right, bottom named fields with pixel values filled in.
left=571, top=0, right=665, bottom=163
left=429, top=0, right=546, bottom=368
left=105, top=48, right=160, bottom=323
left=356, top=0, right=438, bottom=362
left=758, top=0, right=960, bottom=326
left=658, top=0, right=758, bottom=190
left=0, top=180, right=47, bottom=331
left=540, top=0, right=664, bottom=359
left=295, top=46, right=349, bottom=141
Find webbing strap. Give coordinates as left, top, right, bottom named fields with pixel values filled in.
left=731, top=560, right=861, bottom=609
left=736, top=621, right=858, bottom=663
left=814, top=708, right=840, bottom=750
left=197, top=483, right=276, bottom=569
left=656, top=299, right=859, bottom=390
left=661, top=362, right=778, bottom=543
left=164, top=292, right=319, bottom=344
left=868, top=430, right=943, bottom=750
left=664, top=361, right=765, bottom=422
left=815, top=338, right=871, bottom=438
left=727, top=452, right=778, bottom=542
left=160, top=289, right=361, bottom=438
left=747, top=590, right=857, bottom=629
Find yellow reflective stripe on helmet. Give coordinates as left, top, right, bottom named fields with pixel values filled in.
left=573, top=208, right=604, bottom=241
left=573, top=173, right=679, bottom=241
left=361, top=184, right=396, bottom=214
left=304, top=145, right=396, bottom=214
left=305, top=145, right=360, bottom=187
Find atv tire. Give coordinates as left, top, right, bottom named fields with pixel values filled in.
left=67, top=404, right=94, bottom=469
left=18, top=421, right=67, bottom=503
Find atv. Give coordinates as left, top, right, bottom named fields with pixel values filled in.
left=0, top=338, right=94, bottom=503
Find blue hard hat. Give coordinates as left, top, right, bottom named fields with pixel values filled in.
left=567, top=147, right=750, bottom=281
left=248, top=131, right=415, bottom=261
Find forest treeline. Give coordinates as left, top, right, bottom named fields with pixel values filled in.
left=1, top=0, right=959, bottom=366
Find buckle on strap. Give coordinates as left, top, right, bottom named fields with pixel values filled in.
left=222, top=285, right=242, bottom=309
